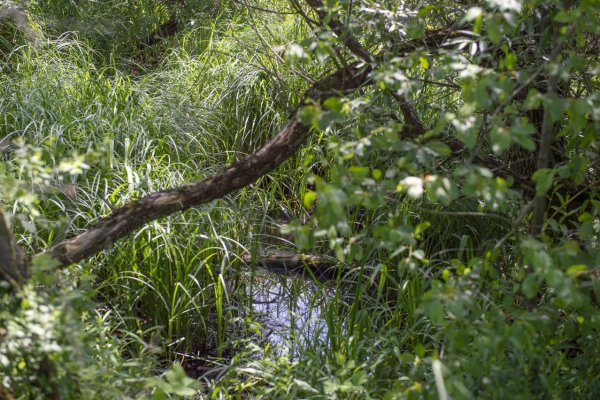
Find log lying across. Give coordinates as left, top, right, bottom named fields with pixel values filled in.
left=242, top=253, right=338, bottom=279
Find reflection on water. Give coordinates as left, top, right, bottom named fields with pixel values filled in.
left=246, top=268, right=331, bottom=354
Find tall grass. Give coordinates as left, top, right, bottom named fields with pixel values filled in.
left=0, top=20, right=507, bottom=374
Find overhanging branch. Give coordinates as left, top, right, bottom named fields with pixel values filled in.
left=302, top=0, right=453, bottom=137
left=42, top=66, right=369, bottom=267
left=9, top=24, right=455, bottom=270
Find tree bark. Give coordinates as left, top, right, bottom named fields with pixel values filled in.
left=0, top=211, right=31, bottom=288
left=242, top=253, right=337, bottom=279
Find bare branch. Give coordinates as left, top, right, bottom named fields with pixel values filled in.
left=302, top=0, right=455, bottom=137
left=530, top=67, right=559, bottom=236
left=242, top=252, right=336, bottom=279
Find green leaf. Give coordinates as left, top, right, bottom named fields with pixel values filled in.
left=303, top=190, right=317, bottom=208
left=566, top=264, right=587, bottom=278
left=554, top=10, right=573, bottom=23
left=294, top=379, right=319, bottom=393
left=317, top=111, right=345, bottom=130
left=545, top=268, right=565, bottom=290
left=579, top=221, right=594, bottom=240
left=490, top=126, right=511, bottom=154
left=522, top=274, right=540, bottom=299
left=486, top=17, right=503, bottom=44
left=545, top=96, right=569, bottom=123
left=422, top=299, right=445, bottom=324
left=372, top=168, right=383, bottom=180
left=298, top=105, right=321, bottom=127
left=31, top=254, right=62, bottom=285
left=511, top=120, right=536, bottom=151
left=425, top=141, right=451, bottom=157
left=348, top=165, right=369, bottom=179
left=407, top=19, right=425, bottom=39
left=32, top=253, right=61, bottom=272
left=532, top=168, right=555, bottom=197
left=334, top=351, right=346, bottom=365
left=415, top=343, right=426, bottom=358
left=414, top=221, right=431, bottom=240
left=324, top=97, right=343, bottom=113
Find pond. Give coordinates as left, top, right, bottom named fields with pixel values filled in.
left=246, top=265, right=333, bottom=355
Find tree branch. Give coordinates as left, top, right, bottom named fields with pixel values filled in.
left=304, top=0, right=376, bottom=63
left=36, top=26, right=453, bottom=268
left=302, top=0, right=453, bottom=137
left=0, top=211, right=30, bottom=289
left=242, top=252, right=336, bottom=279
left=42, top=67, right=369, bottom=267
left=530, top=67, right=559, bottom=236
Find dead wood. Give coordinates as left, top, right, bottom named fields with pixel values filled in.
left=0, top=210, right=31, bottom=288
left=42, top=66, right=369, bottom=267
left=242, top=253, right=337, bottom=279
left=39, top=24, right=454, bottom=268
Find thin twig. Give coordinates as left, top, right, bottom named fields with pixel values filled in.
left=493, top=200, right=535, bottom=250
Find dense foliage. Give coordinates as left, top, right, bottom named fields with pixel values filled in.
left=0, top=0, right=598, bottom=398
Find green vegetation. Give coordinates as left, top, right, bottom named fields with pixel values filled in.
left=1, top=0, right=599, bottom=398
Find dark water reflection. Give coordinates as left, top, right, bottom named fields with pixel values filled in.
left=245, top=268, right=332, bottom=354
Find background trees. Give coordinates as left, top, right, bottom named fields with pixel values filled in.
left=0, top=0, right=599, bottom=398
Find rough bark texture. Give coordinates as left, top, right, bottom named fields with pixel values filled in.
left=530, top=68, right=558, bottom=236
left=41, top=23, right=454, bottom=268
left=0, top=211, right=31, bottom=288
left=304, top=0, right=454, bottom=137
left=140, top=17, right=179, bottom=48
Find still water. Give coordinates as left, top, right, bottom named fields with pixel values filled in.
left=245, top=267, right=332, bottom=354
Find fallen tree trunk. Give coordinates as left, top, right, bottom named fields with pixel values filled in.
left=0, top=23, right=453, bottom=287
left=242, top=253, right=337, bottom=279
left=0, top=211, right=31, bottom=288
